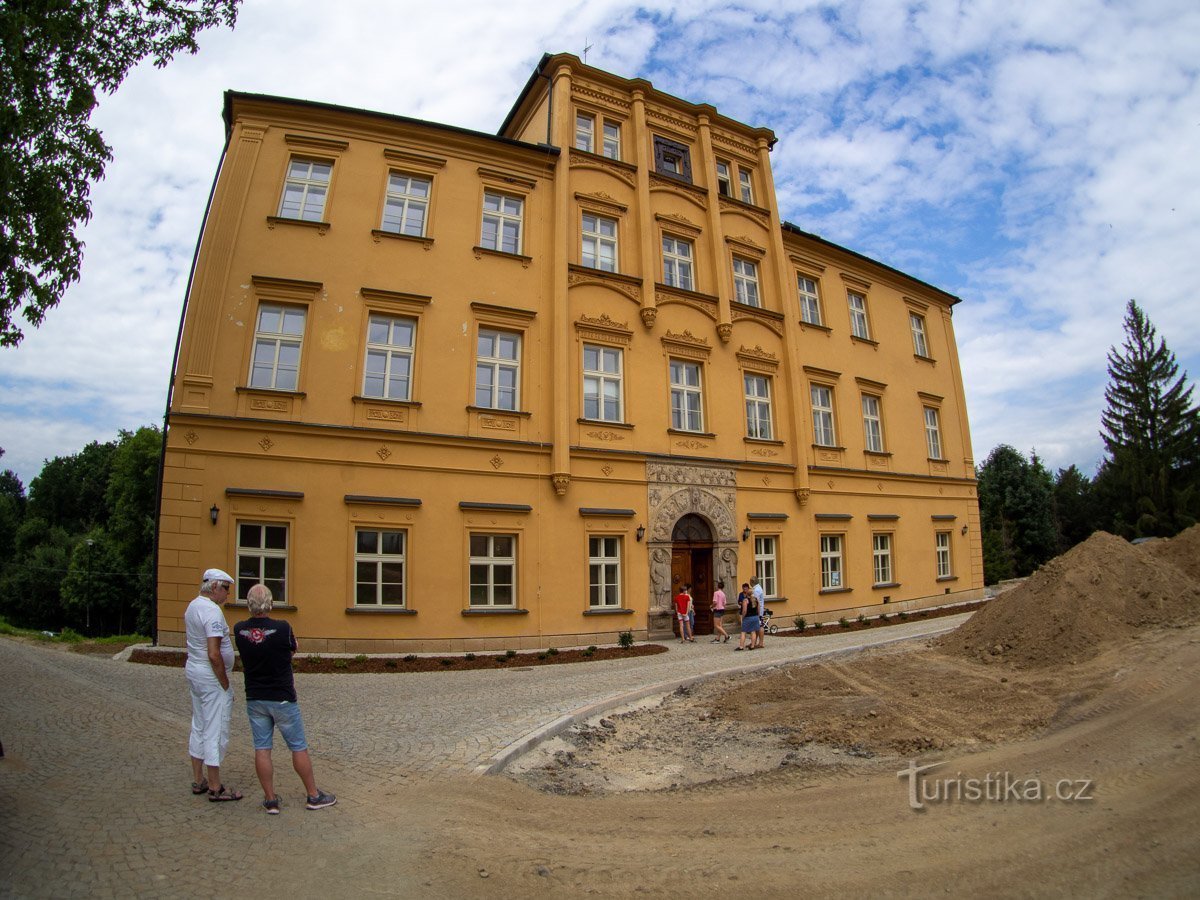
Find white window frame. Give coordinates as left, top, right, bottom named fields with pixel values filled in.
left=911, top=313, right=930, bottom=357
left=820, top=534, right=844, bottom=590
left=602, top=121, right=621, bottom=160
left=733, top=257, right=760, bottom=307
left=469, top=533, right=517, bottom=607
left=811, top=384, right=836, bottom=447
left=754, top=535, right=778, bottom=597
left=738, top=168, right=754, bottom=204
left=669, top=359, right=704, bottom=432
left=715, top=160, right=733, bottom=197
left=237, top=522, right=289, bottom=604
left=278, top=158, right=331, bottom=222
left=744, top=373, right=773, bottom=440
left=798, top=275, right=822, bottom=325
left=581, top=212, right=618, bottom=272
left=381, top=172, right=431, bottom=236
left=480, top=191, right=524, bottom=255
left=582, top=344, right=623, bottom=422
left=249, top=303, right=306, bottom=391
left=936, top=531, right=953, bottom=579
left=362, top=314, right=415, bottom=401
left=848, top=291, right=871, bottom=340
left=475, top=328, right=521, bottom=411
left=873, top=533, right=893, bottom=585
left=354, top=528, right=407, bottom=607
left=575, top=113, right=595, bottom=153
left=924, top=406, right=943, bottom=459
left=662, top=235, right=694, bottom=291
left=862, top=394, right=884, bottom=453
left=588, top=535, right=622, bottom=608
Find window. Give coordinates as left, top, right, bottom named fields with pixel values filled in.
left=744, top=374, right=773, bottom=440
left=475, top=329, right=520, bottom=410
left=754, top=535, right=777, bottom=596
left=848, top=291, right=871, bottom=340
left=588, top=536, right=621, bottom=607
left=469, top=534, right=516, bottom=607
left=583, top=344, right=623, bottom=422
left=602, top=121, right=621, bottom=159
left=355, top=529, right=406, bottom=606
left=924, top=406, right=943, bottom=459
left=798, top=275, right=822, bottom=325
left=278, top=158, right=331, bottom=222
left=936, top=531, right=953, bottom=578
left=361, top=314, right=415, bottom=400
left=237, top=523, right=288, bottom=603
left=873, top=533, right=893, bottom=585
left=910, top=313, right=930, bottom=357
left=575, top=113, right=595, bottom=153
left=480, top=191, right=523, bottom=255
left=669, top=359, right=704, bottom=432
left=716, top=160, right=733, bottom=197
left=738, top=169, right=754, bottom=204
left=862, top=394, right=884, bottom=453
left=811, top=384, right=836, bottom=446
left=381, top=173, right=430, bottom=236
left=820, top=534, right=843, bottom=590
left=662, top=236, right=694, bottom=291
left=653, top=135, right=692, bottom=182
left=581, top=213, right=617, bottom=272
left=733, top=257, right=760, bottom=307
left=249, top=304, right=306, bottom=391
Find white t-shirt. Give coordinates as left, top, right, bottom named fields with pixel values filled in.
left=184, top=595, right=234, bottom=683
left=752, top=583, right=766, bottom=616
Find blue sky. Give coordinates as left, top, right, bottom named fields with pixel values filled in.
left=2, top=0, right=1198, bottom=488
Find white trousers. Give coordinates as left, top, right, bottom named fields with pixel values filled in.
left=187, top=675, right=233, bottom=767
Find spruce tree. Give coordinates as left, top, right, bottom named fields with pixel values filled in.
left=1097, top=300, right=1200, bottom=537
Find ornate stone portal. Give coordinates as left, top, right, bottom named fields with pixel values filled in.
left=646, top=462, right=740, bottom=616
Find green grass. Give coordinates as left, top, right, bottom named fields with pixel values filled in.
left=0, top=617, right=147, bottom=645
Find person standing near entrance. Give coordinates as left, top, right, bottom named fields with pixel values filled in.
left=674, top=583, right=695, bottom=643
left=735, top=582, right=758, bottom=650
left=234, top=583, right=336, bottom=813
left=710, top=581, right=729, bottom=643
left=751, top=577, right=767, bottom=649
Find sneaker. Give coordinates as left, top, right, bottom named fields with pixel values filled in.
left=262, top=798, right=280, bottom=815
left=305, top=791, right=337, bottom=810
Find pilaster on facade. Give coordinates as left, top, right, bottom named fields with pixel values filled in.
left=696, top=114, right=733, bottom=339
left=551, top=64, right=574, bottom=488
left=630, top=89, right=658, bottom=332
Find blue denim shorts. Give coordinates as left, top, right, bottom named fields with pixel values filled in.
left=246, top=699, right=308, bottom=752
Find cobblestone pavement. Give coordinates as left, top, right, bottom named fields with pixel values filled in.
left=0, top=614, right=968, bottom=898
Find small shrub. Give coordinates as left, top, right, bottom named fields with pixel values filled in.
left=794, top=617, right=807, bottom=632
left=898, top=611, right=909, bottom=620
left=384, top=659, right=397, bottom=669
left=306, top=655, right=321, bottom=666
left=440, top=658, right=453, bottom=666
left=537, top=652, right=549, bottom=660
left=587, top=645, right=597, bottom=653
left=838, top=617, right=850, bottom=629
left=505, top=649, right=517, bottom=658
left=878, top=612, right=889, bottom=622
left=547, top=647, right=558, bottom=656
left=465, top=652, right=476, bottom=661
left=618, top=631, right=634, bottom=649
left=404, top=654, right=417, bottom=661
left=333, top=659, right=349, bottom=669
left=353, top=653, right=369, bottom=664
left=582, top=648, right=594, bottom=657
left=58, top=628, right=84, bottom=643
left=856, top=614, right=866, bottom=625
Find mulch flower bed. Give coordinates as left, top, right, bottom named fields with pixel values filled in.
left=129, top=643, right=667, bottom=674
left=772, top=600, right=987, bottom=637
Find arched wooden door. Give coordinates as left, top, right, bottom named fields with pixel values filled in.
left=670, top=514, right=714, bottom=636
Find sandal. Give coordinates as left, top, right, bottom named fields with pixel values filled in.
left=208, top=785, right=243, bottom=802
left=191, top=779, right=208, bottom=795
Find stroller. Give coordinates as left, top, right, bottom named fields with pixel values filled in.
left=761, top=606, right=778, bottom=635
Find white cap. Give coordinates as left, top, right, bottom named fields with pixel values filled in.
left=203, top=567, right=234, bottom=583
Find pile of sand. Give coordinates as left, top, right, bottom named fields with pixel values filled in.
left=937, top=527, right=1200, bottom=667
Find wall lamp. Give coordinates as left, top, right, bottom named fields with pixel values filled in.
left=742, top=526, right=752, bottom=542
left=210, top=504, right=220, bottom=526
left=961, top=524, right=968, bottom=536
left=635, top=524, right=645, bottom=542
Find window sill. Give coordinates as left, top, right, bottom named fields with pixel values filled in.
left=462, top=608, right=530, bottom=616
left=800, top=321, right=831, bottom=333
left=583, top=607, right=635, bottom=616
left=863, top=450, right=892, bottom=458
left=352, top=396, right=421, bottom=408
left=850, top=335, right=879, bottom=348
left=472, top=246, right=533, bottom=266
left=370, top=229, right=434, bottom=249
left=936, top=575, right=959, bottom=583
left=812, top=444, right=847, bottom=452
left=236, top=386, right=307, bottom=398
left=668, top=429, right=717, bottom=439
left=744, top=437, right=785, bottom=446
left=872, top=582, right=901, bottom=590
left=345, top=607, right=417, bottom=615
left=466, top=405, right=532, bottom=418
left=914, top=353, right=937, bottom=365
left=266, top=216, right=330, bottom=235
left=818, top=587, right=853, bottom=596
left=578, top=418, right=634, bottom=429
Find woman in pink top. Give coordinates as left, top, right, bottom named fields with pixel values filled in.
left=710, top=581, right=729, bottom=643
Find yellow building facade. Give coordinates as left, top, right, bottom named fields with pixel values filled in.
left=157, top=53, right=983, bottom=652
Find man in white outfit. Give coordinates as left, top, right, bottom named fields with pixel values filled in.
left=185, top=567, right=242, bottom=802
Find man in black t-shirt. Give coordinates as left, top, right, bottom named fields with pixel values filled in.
left=234, top=584, right=336, bottom=814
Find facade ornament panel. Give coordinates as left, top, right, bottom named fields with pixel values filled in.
left=552, top=473, right=570, bottom=496
left=568, top=153, right=636, bottom=188
left=640, top=307, right=658, bottom=329
left=567, top=270, right=642, bottom=303
left=717, top=323, right=733, bottom=343
left=570, top=84, right=632, bottom=111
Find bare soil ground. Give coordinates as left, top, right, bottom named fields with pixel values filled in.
left=463, top=528, right=1200, bottom=896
